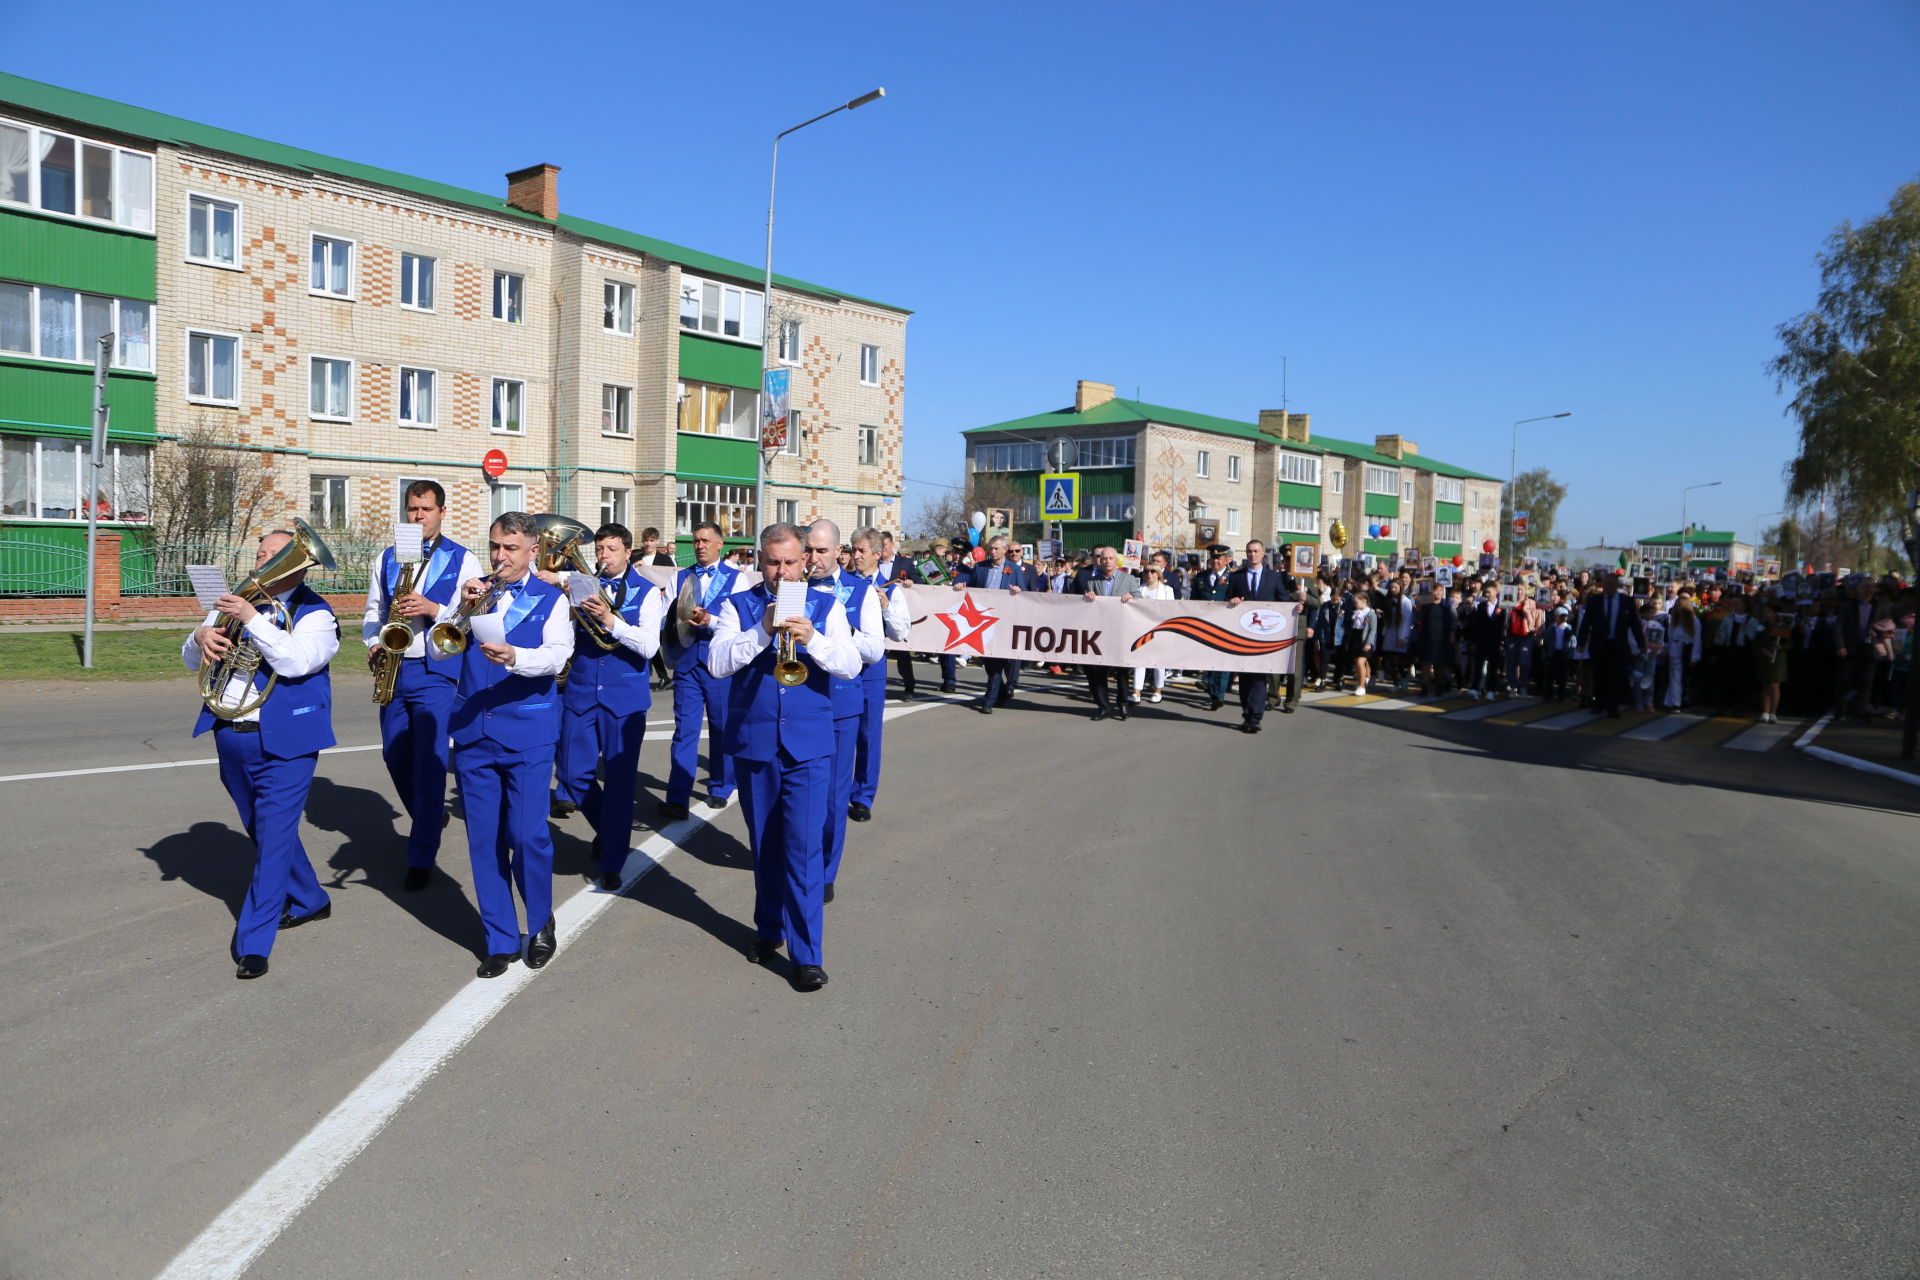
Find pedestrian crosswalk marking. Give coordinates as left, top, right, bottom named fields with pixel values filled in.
left=1485, top=700, right=1566, bottom=728
left=1306, top=688, right=1805, bottom=754
left=1673, top=715, right=1753, bottom=747
left=1619, top=714, right=1704, bottom=741
left=1726, top=720, right=1798, bottom=752
left=1440, top=698, right=1532, bottom=722
left=1535, top=708, right=1606, bottom=731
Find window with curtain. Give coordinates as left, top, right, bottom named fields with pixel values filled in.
left=401, top=254, right=435, bottom=309
left=676, top=380, right=758, bottom=440
left=81, top=143, right=114, bottom=221
left=603, top=281, right=633, bottom=334
left=859, top=344, right=879, bottom=384
left=489, top=483, right=525, bottom=520
left=311, top=236, right=353, bottom=296
left=118, top=152, right=153, bottom=231
left=676, top=276, right=763, bottom=344
left=0, top=436, right=151, bottom=521
left=0, top=284, right=151, bottom=370
left=0, top=282, right=29, bottom=354
left=858, top=425, right=878, bottom=466
left=310, top=357, right=352, bottom=419
left=188, top=195, right=239, bottom=266
left=399, top=368, right=436, bottom=426
left=309, top=475, right=348, bottom=528
left=602, top=385, right=632, bottom=436
left=491, top=378, right=524, bottom=434
left=493, top=271, right=523, bottom=322
left=600, top=488, right=629, bottom=527
left=0, top=123, right=29, bottom=204
left=0, top=117, right=153, bottom=230
left=38, top=289, right=76, bottom=362
left=187, top=331, right=238, bottom=402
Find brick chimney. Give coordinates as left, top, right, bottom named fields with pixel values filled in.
left=1374, top=433, right=1418, bottom=460
left=1260, top=411, right=1311, bottom=443
left=506, top=163, right=561, bottom=219
left=1075, top=380, right=1115, bottom=413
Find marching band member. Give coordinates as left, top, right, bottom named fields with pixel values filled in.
left=708, top=523, right=861, bottom=991
left=876, top=532, right=926, bottom=699
left=846, top=527, right=912, bottom=824
left=183, top=529, right=340, bottom=979
left=362, top=480, right=482, bottom=890
left=451, top=513, right=573, bottom=978
left=552, top=523, right=666, bottom=891
left=659, top=521, right=741, bottom=821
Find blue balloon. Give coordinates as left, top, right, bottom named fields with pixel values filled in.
left=1368, top=523, right=1381, bottom=539
left=968, top=529, right=981, bottom=546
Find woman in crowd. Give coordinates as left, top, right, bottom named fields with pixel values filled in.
left=1662, top=602, right=1701, bottom=710
left=1346, top=586, right=1379, bottom=695
left=1130, top=567, right=1174, bottom=704
left=1752, top=602, right=1791, bottom=724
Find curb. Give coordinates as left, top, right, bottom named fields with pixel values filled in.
left=1791, top=711, right=1920, bottom=788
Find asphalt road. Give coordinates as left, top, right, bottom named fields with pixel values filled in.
left=1, top=664, right=1916, bottom=1279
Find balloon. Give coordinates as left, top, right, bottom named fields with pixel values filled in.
left=970, top=511, right=988, bottom=530
left=970, top=546, right=985, bottom=563
left=1452, top=554, right=1464, bottom=567
left=967, top=528, right=980, bottom=546
left=1368, top=524, right=1380, bottom=539
left=1482, top=539, right=1496, bottom=554
left=1379, top=522, right=1391, bottom=538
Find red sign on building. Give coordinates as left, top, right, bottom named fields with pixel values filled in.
left=482, top=449, right=508, bottom=479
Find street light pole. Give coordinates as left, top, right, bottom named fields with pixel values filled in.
left=757, top=87, right=886, bottom=534
left=1681, top=481, right=1722, bottom=574
left=1505, top=412, right=1571, bottom=568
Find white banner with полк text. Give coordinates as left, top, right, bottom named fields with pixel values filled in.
left=884, top=585, right=1298, bottom=675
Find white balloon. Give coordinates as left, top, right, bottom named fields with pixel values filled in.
left=970, top=511, right=988, bottom=529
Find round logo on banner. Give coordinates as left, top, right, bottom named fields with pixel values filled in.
left=1237, top=609, right=1289, bottom=637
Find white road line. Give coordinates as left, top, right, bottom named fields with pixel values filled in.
left=1439, top=697, right=1537, bottom=722
left=1725, top=720, right=1799, bottom=752
left=1618, top=714, right=1702, bottom=741
left=1530, top=709, right=1604, bottom=732
left=0, top=743, right=384, bottom=785
left=150, top=696, right=945, bottom=1280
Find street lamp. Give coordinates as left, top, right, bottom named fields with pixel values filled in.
left=756, top=87, right=887, bottom=532
left=1505, top=412, right=1571, bottom=566
left=1680, top=481, right=1721, bottom=571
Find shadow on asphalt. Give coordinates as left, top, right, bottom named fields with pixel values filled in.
left=140, top=820, right=255, bottom=916
left=1314, top=704, right=1920, bottom=817
left=624, top=861, right=760, bottom=957
left=305, top=775, right=485, bottom=954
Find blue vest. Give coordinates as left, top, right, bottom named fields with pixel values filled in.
left=721, top=584, right=839, bottom=763
left=665, top=561, right=741, bottom=673
left=819, top=571, right=875, bottom=718
left=192, top=584, right=337, bottom=759
left=450, top=576, right=564, bottom=747
left=380, top=535, right=468, bottom=679
left=562, top=566, right=655, bottom=716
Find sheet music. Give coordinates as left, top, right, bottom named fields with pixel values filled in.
left=185, top=566, right=230, bottom=612
left=469, top=611, right=508, bottom=648
left=774, top=581, right=809, bottom=625
left=566, top=574, right=599, bottom=605
left=393, top=523, right=424, bottom=564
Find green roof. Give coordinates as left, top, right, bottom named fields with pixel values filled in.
left=965, top=396, right=1501, bottom=481
left=0, top=71, right=906, bottom=314
left=1639, top=530, right=1738, bottom=545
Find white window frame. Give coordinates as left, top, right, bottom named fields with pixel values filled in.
left=674, top=480, right=756, bottom=539
left=491, top=377, right=525, bottom=436
left=676, top=380, right=760, bottom=441
left=1330, top=469, right=1345, bottom=495
left=1436, top=477, right=1464, bottom=504
left=1227, top=455, right=1242, bottom=483
left=1226, top=507, right=1241, bottom=535
left=1087, top=492, right=1136, bottom=521
left=1403, top=476, right=1416, bottom=503
left=857, top=424, right=878, bottom=466
left=777, top=411, right=802, bottom=457
left=1471, top=489, right=1483, bottom=510
left=776, top=318, right=803, bottom=364
left=398, top=366, right=438, bottom=429
left=489, top=481, right=526, bottom=520
left=1, top=282, right=153, bottom=371
left=308, top=355, right=354, bottom=422
left=2, top=436, right=154, bottom=522
left=309, top=474, right=349, bottom=529
left=974, top=441, right=1046, bottom=472
left=184, top=328, right=241, bottom=406
left=859, top=344, right=880, bottom=385
left=1196, top=449, right=1210, bottom=478
left=775, top=498, right=798, bottom=524
left=1276, top=505, right=1321, bottom=536
left=309, top=233, right=355, bottom=299
left=602, top=384, right=634, bottom=438
left=1365, top=464, right=1398, bottom=495
left=0, top=115, right=155, bottom=233
left=1076, top=437, right=1135, bottom=468
left=856, top=504, right=876, bottom=528
left=600, top=486, right=629, bottom=528
left=492, top=270, right=524, bottom=323
left=399, top=252, right=436, bottom=312
left=676, top=274, right=764, bottom=345
left=1280, top=451, right=1321, bottom=486
left=184, top=192, right=241, bottom=269
left=603, top=280, right=634, bottom=335
left=1434, top=521, right=1463, bottom=543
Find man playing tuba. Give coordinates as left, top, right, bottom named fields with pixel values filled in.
left=182, top=528, right=340, bottom=980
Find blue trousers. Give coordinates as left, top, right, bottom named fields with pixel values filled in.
left=823, top=714, right=859, bottom=885
left=454, top=736, right=556, bottom=956
left=668, top=663, right=735, bottom=805
left=737, top=749, right=829, bottom=966
left=1240, top=670, right=1270, bottom=724
left=1202, top=670, right=1233, bottom=700
left=215, top=730, right=327, bottom=960
left=982, top=658, right=1020, bottom=703
left=850, top=676, right=886, bottom=807
left=379, top=658, right=455, bottom=868
left=555, top=702, right=647, bottom=876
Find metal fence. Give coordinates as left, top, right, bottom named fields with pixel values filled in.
left=0, top=534, right=89, bottom=597
left=124, top=532, right=383, bottom=598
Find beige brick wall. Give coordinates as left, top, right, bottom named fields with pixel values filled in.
left=1140, top=425, right=1255, bottom=549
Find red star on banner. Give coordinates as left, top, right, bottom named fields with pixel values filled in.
left=934, top=592, right=998, bottom=655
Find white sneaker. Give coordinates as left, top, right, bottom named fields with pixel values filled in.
left=1469, top=690, right=1481, bottom=701
left=1357, top=683, right=1368, bottom=696
left=1127, top=692, right=1140, bottom=703
left=1149, top=690, right=1162, bottom=703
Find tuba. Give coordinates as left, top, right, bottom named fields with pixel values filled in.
left=199, top=520, right=337, bottom=721
left=533, top=514, right=620, bottom=651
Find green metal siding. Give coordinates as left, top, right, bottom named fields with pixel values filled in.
left=678, top=334, right=762, bottom=391
left=1432, top=541, right=1462, bottom=560
left=0, top=211, right=155, bottom=300
left=675, top=432, right=757, bottom=484
left=1434, top=500, right=1463, bottom=524
left=1364, top=538, right=1397, bottom=557
left=1363, top=493, right=1399, bottom=518
left=1050, top=520, right=1132, bottom=550
left=1277, top=481, right=1321, bottom=509
left=0, top=361, right=155, bottom=438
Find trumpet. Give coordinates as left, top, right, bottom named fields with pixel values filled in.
left=427, top=575, right=503, bottom=657
left=774, top=622, right=809, bottom=686
left=532, top=514, right=619, bottom=651
left=371, top=556, right=421, bottom=706
left=200, top=520, right=337, bottom=720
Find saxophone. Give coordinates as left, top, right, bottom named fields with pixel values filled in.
left=371, top=556, right=422, bottom=706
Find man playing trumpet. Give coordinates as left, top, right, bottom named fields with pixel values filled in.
left=183, top=529, right=340, bottom=980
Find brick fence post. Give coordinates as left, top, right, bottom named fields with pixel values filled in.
left=94, top=531, right=122, bottom=622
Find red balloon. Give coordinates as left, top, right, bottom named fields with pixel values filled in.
left=1452, top=554, right=1464, bottom=567
left=1379, top=522, right=1391, bottom=539
left=1482, top=539, right=1497, bottom=554
left=970, top=546, right=985, bottom=563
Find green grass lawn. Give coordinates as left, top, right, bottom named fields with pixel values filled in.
left=0, top=630, right=198, bottom=681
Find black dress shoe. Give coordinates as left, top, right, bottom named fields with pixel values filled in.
left=994, top=697, right=1014, bottom=708
left=476, top=953, right=516, bottom=979
left=599, top=871, right=622, bottom=892
left=524, top=917, right=557, bottom=970
left=939, top=683, right=957, bottom=693
left=1208, top=696, right=1225, bottom=711
left=549, top=798, right=577, bottom=820
left=791, top=964, right=829, bottom=991
left=402, top=866, right=433, bottom=892
left=708, top=792, right=732, bottom=810
left=441, top=812, right=451, bottom=829
left=1115, top=710, right=1129, bottom=721
left=1091, top=709, right=1110, bottom=722
left=847, top=802, right=871, bottom=822
left=977, top=701, right=994, bottom=714
left=747, top=938, right=781, bottom=965
left=824, top=881, right=836, bottom=903
left=1281, top=703, right=1296, bottom=714
left=278, top=902, right=331, bottom=930
left=235, top=955, right=268, bottom=979
left=1249, top=721, right=1263, bottom=734
left=657, top=800, right=691, bottom=821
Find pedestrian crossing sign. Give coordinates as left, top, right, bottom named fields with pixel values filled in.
left=1040, top=472, right=1081, bottom=521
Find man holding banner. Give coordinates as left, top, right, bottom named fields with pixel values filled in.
left=956, top=534, right=1028, bottom=713
left=1070, top=545, right=1140, bottom=721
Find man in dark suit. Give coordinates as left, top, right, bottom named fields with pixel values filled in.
left=1069, top=544, right=1140, bottom=721
left=1835, top=580, right=1888, bottom=721
left=1227, top=540, right=1292, bottom=733
left=1189, top=545, right=1235, bottom=710
left=955, top=534, right=1027, bottom=712
left=1575, top=572, right=1645, bottom=717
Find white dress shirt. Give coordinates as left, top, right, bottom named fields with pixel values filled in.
left=706, top=589, right=861, bottom=681
left=875, top=577, right=913, bottom=642
left=183, top=588, right=341, bottom=722
left=484, top=575, right=576, bottom=678
left=360, top=540, right=484, bottom=658
left=602, top=578, right=667, bottom=661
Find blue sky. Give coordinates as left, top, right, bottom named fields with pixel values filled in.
left=7, top=0, right=1919, bottom=546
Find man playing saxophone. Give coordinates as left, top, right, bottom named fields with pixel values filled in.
left=451, top=512, right=573, bottom=979
left=183, top=529, right=340, bottom=980
left=551, top=523, right=666, bottom=890
left=361, top=481, right=482, bottom=891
